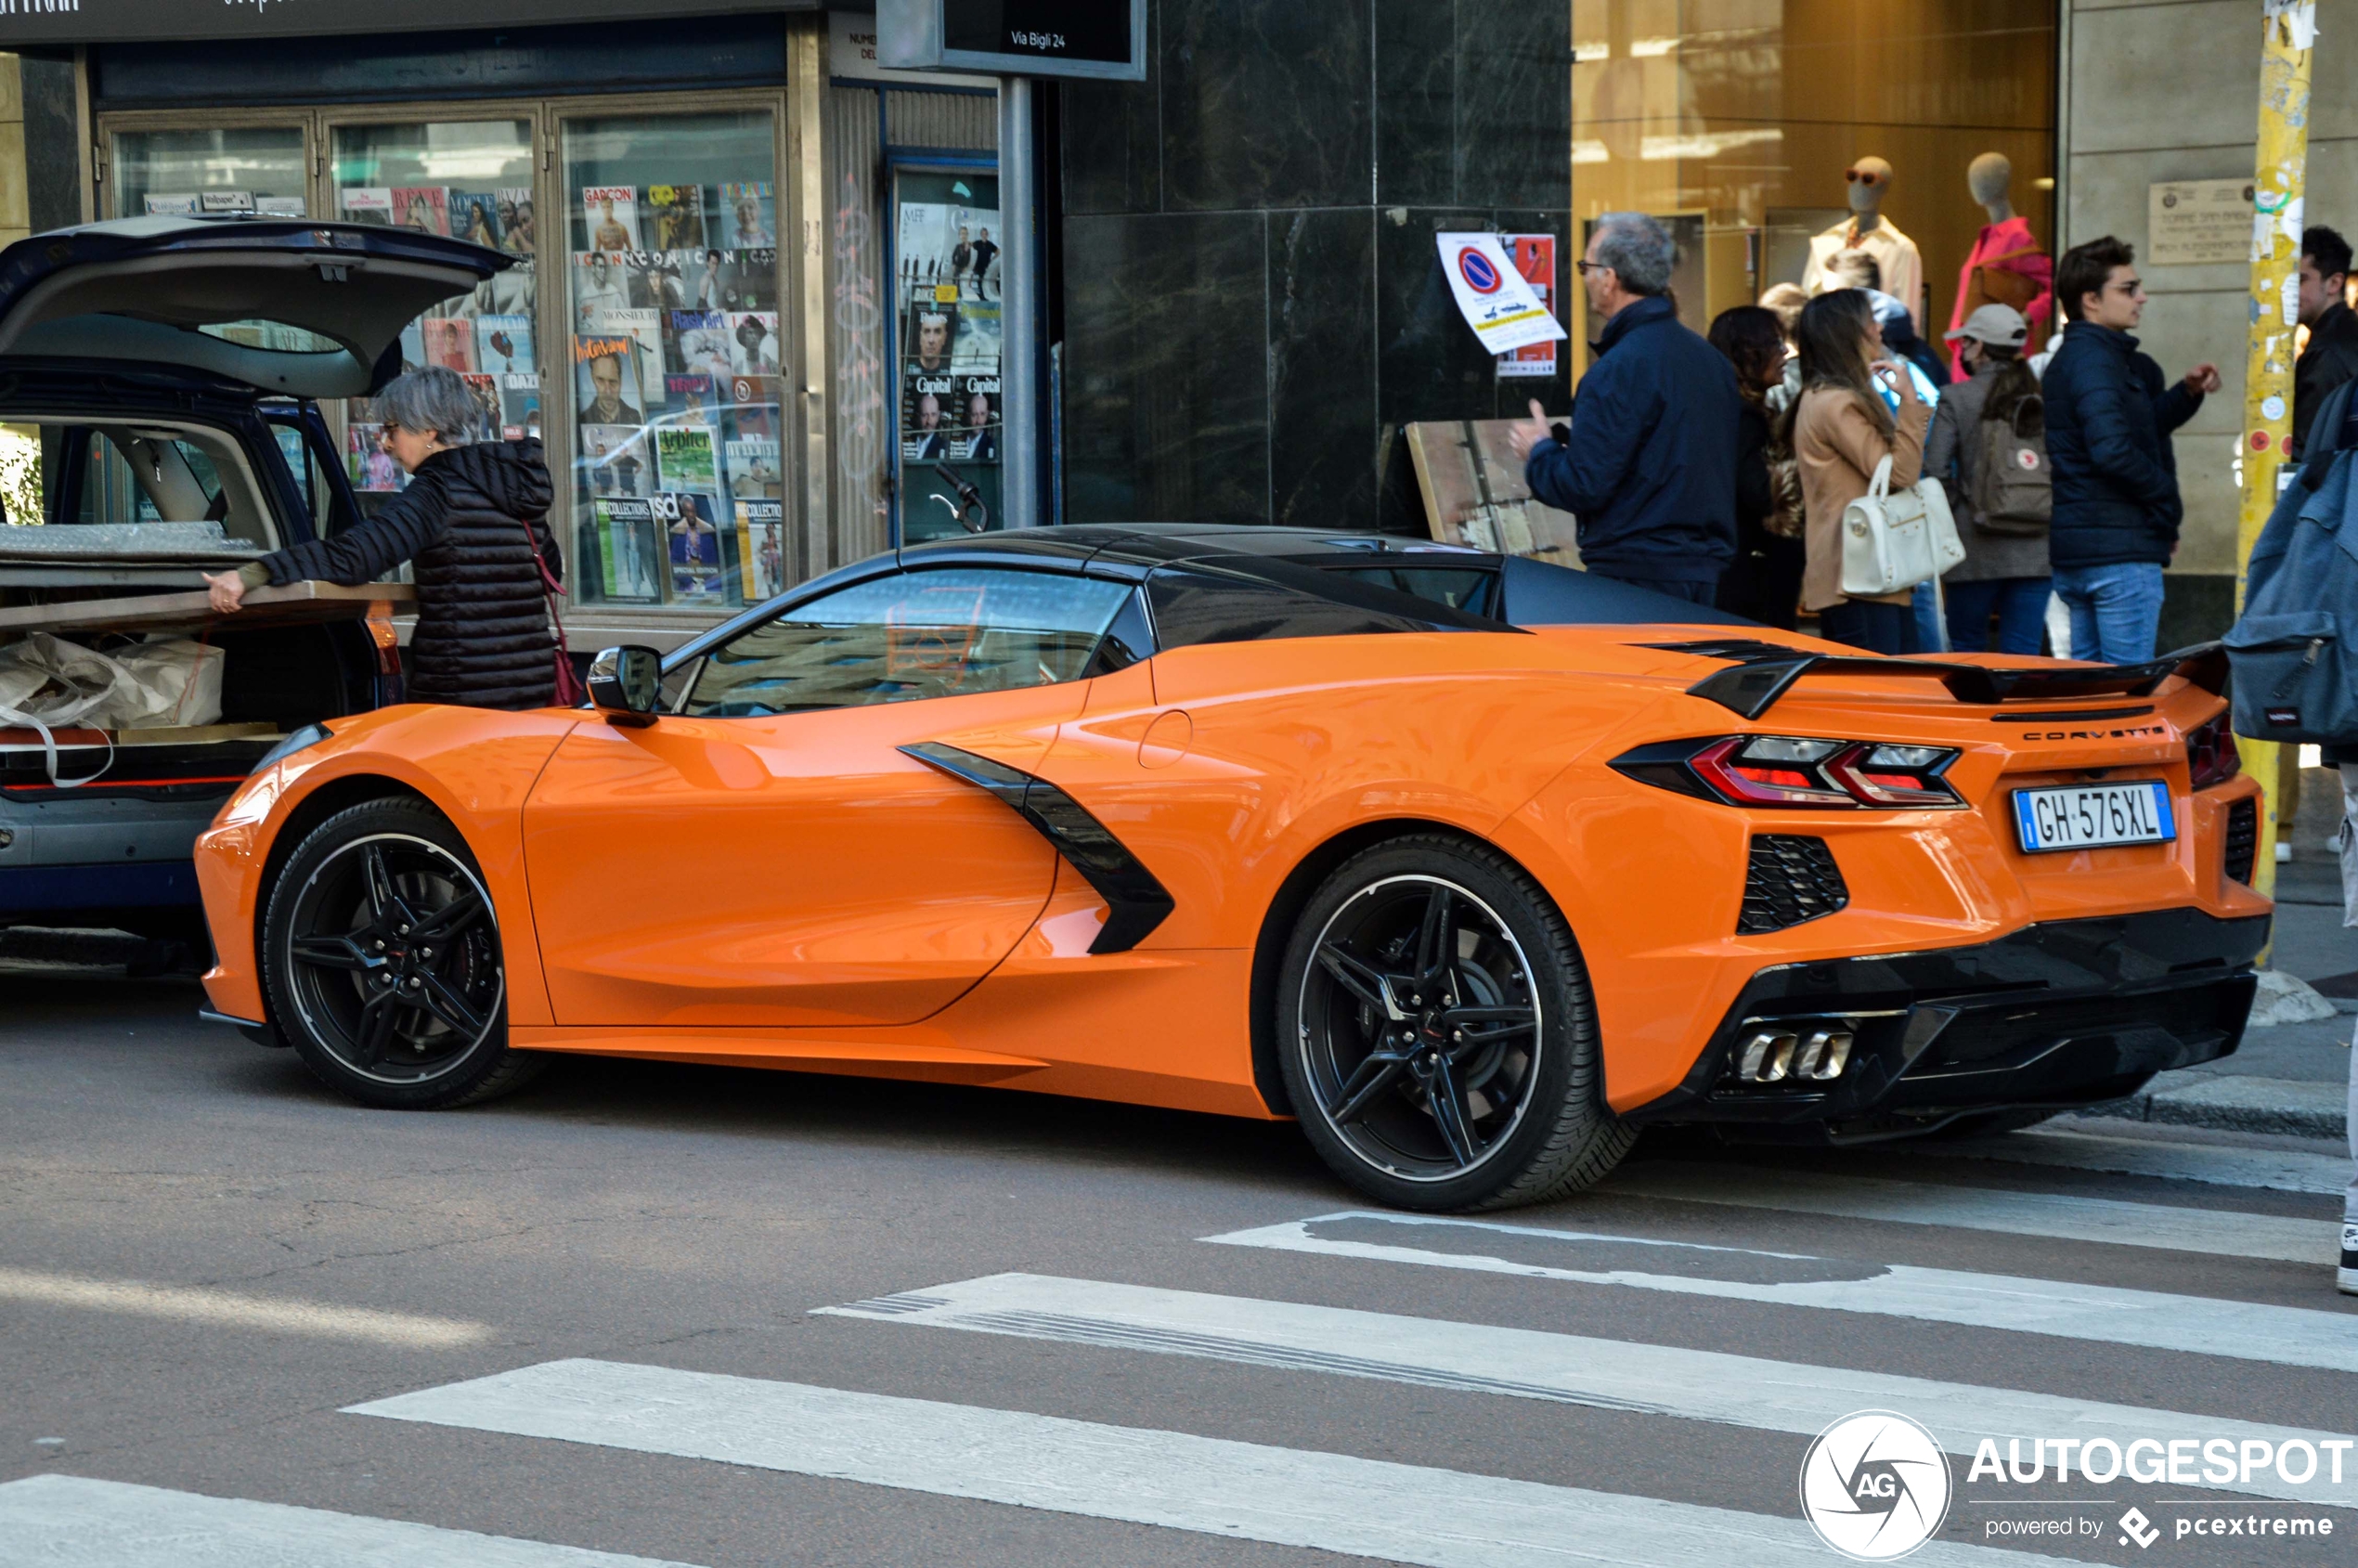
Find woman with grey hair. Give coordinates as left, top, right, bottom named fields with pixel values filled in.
left=203, top=365, right=564, bottom=709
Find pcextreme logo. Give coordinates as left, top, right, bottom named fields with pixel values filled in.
left=1799, top=1410, right=1952, bottom=1561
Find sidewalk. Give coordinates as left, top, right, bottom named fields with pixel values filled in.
left=2087, top=764, right=2352, bottom=1142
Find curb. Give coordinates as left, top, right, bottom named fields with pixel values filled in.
left=2080, top=1074, right=2346, bottom=1142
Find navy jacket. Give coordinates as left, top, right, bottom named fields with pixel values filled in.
left=1522, top=295, right=1741, bottom=584
left=2042, top=321, right=2202, bottom=568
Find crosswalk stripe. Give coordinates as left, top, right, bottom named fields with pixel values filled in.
left=818, top=1272, right=2358, bottom=1508
left=1939, top=1129, right=2351, bottom=1197
left=348, top=1358, right=2078, bottom=1568
left=1600, top=1161, right=2337, bottom=1263
left=0, top=1475, right=701, bottom=1568
left=0, top=1266, right=490, bottom=1348
left=1204, top=1212, right=2358, bottom=1372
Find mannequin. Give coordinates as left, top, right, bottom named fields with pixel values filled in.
left=1946, top=151, right=2053, bottom=375
left=1800, top=156, right=1925, bottom=333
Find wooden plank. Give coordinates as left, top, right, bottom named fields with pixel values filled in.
left=1401, top=419, right=1580, bottom=566
left=0, top=580, right=414, bottom=638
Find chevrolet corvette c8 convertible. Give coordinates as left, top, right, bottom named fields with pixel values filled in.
left=195, top=525, right=2268, bottom=1211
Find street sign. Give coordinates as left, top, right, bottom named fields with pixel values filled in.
left=877, top=0, right=1148, bottom=81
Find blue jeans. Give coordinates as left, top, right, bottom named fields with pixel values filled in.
left=2052, top=562, right=2164, bottom=664
left=1818, top=598, right=1911, bottom=654
left=1944, top=577, right=2055, bottom=654
left=1908, top=582, right=1945, bottom=653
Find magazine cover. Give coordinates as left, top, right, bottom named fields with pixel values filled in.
left=448, top=191, right=502, bottom=250
left=952, top=379, right=1001, bottom=463
left=583, top=187, right=641, bottom=252
left=726, top=312, right=781, bottom=377
left=724, top=434, right=782, bottom=499
left=670, top=312, right=733, bottom=382
left=393, top=187, right=449, bottom=235
left=952, top=298, right=1003, bottom=371
left=474, top=314, right=535, bottom=377
left=621, top=251, right=685, bottom=312
left=735, top=498, right=785, bottom=601
left=580, top=424, right=654, bottom=499
left=590, top=306, right=665, bottom=404
left=460, top=373, right=501, bottom=437
left=346, top=423, right=403, bottom=493
left=655, top=491, right=728, bottom=603
left=951, top=206, right=1003, bottom=299
left=199, top=190, right=255, bottom=214
left=500, top=372, right=542, bottom=441
left=646, top=185, right=706, bottom=252
left=718, top=249, right=777, bottom=312
left=593, top=496, right=663, bottom=603
left=574, top=334, right=646, bottom=427
left=728, top=374, right=782, bottom=415
left=496, top=188, right=535, bottom=255
left=665, top=372, right=719, bottom=421
left=654, top=425, right=719, bottom=494
left=678, top=250, right=731, bottom=312
left=572, top=253, right=631, bottom=327
left=901, top=373, right=956, bottom=460
left=719, top=182, right=775, bottom=248
left=421, top=317, right=477, bottom=374
left=338, top=188, right=393, bottom=226
left=143, top=193, right=199, bottom=215
left=256, top=196, right=306, bottom=218
left=903, top=298, right=959, bottom=374
left=897, top=201, right=952, bottom=301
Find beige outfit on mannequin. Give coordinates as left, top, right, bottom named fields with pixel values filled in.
left=1803, top=221, right=1926, bottom=336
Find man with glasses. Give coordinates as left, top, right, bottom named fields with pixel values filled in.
left=2041, top=236, right=2221, bottom=663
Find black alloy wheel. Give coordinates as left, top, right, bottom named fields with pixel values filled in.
left=1276, top=835, right=1632, bottom=1211
left=263, top=797, right=543, bottom=1109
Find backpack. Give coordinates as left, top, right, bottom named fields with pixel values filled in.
left=2225, top=380, right=2358, bottom=744
left=1968, top=394, right=2051, bottom=535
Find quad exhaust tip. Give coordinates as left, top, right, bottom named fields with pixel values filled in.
left=1731, top=1027, right=1853, bottom=1083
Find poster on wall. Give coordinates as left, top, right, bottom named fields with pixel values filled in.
left=2149, top=179, right=2255, bottom=266
left=1436, top=232, right=1567, bottom=357
left=1496, top=234, right=1559, bottom=380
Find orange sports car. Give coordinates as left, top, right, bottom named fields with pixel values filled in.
left=194, top=526, right=2269, bottom=1211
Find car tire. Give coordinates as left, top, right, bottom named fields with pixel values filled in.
left=1276, top=834, right=1633, bottom=1212
left=262, top=797, right=545, bottom=1110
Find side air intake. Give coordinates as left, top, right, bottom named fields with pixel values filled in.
left=1738, top=835, right=1847, bottom=934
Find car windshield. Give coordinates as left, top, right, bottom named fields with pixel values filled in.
left=680, top=567, right=1134, bottom=718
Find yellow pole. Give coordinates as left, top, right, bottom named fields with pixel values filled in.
left=2235, top=0, right=2315, bottom=907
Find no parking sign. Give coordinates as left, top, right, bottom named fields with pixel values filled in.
left=1436, top=231, right=1566, bottom=357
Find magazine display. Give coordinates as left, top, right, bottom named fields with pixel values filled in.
left=200, top=190, right=256, bottom=215
left=593, top=496, right=663, bottom=603
left=497, top=189, right=536, bottom=255
left=448, top=191, right=502, bottom=250
left=143, top=193, right=200, bottom=216
left=566, top=178, right=786, bottom=609
left=256, top=197, right=307, bottom=218
left=460, top=374, right=501, bottom=437
left=346, top=423, right=404, bottom=493
left=894, top=186, right=1005, bottom=547
left=339, top=188, right=393, bottom=226
left=736, top=499, right=785, bottom=601
left=421, top=318, right=477, bottom=374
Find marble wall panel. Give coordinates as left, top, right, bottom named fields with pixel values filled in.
left=2067, top=0, right=2255, bottom=156
left=1453, top=0, right=1572, bottom=212
left=1269, top=207, right=1380, bottom=527
left=1374, top=0, right=1456, bottom=207
left=1059, top=0, right=1162, bottom=217
left=1062, top=210, right=1272, bottom=525
left=1160, top=0, right=1374, bottom=212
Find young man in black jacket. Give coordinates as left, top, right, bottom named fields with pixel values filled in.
left=2295, top=226, right=2358, bottom=460
left=2041, top=236, right=2220, bottom=664
left=1506, top=212, right=1741, bottom=603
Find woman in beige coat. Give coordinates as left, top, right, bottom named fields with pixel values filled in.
left=1789, top=288, right=1932, bottom=652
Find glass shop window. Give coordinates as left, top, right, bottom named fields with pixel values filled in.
left=111, top=126, right=308, bottom=219
left=561, top=110, right=784, bottom=612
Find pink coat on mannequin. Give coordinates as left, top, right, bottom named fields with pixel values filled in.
left=1948, top=215, right=2053, bottom=376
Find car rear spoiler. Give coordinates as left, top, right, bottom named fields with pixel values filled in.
left=1661, top=639, right=2228, bottom=721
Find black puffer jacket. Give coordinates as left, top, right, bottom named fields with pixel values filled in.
left=254, top=440, right=561, bottom=709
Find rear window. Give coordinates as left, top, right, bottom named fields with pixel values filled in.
left=199, top=319, right=343, bottom=355
left=1324, top=565, right=1497, bottom=617
left=0, top=416, right=279, bottom=551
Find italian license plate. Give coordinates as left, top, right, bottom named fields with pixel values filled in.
left=2012, top=780, right=2176, bottom=853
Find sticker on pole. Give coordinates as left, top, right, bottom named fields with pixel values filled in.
left=1437, top=232, right=1568, bottom=356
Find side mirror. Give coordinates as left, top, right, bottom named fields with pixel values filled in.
left=587, top=645, right=662, bottom=727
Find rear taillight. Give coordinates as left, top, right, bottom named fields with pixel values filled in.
left=1613, top=735, right=1963, bottom=810
left=2187, top=713, right=2241, bottom=790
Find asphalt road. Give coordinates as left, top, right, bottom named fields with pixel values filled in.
left=5, top=962, right=2358, bottom=1567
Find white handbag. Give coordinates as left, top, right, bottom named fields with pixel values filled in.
left=1838, top=453, right=1966, bottom=598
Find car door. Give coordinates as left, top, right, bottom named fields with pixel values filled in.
left=522, top=564, right=1141, bottom=1029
